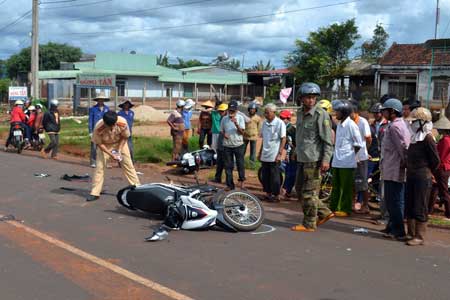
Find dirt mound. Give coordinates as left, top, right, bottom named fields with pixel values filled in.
left=133, top=105, right=168, bottom=123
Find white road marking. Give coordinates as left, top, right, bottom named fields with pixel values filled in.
left=251, top=224, right=276, bottom=235
left=0, top=214, right=194, bottom=300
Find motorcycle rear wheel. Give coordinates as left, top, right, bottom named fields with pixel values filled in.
left=217, top=190, right=264, bottom=231
left=15, top=139, right=22, bottom=154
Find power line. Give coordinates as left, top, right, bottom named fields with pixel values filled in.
left=41, top=0, right=77, bottom=4
left=61, top=0, right=215, bottom=22
left=41, top=0, right=111, bottom=9
left=441, top=18, right=450, bottom=37
left=0, top=10, right=32, bottom=33
left=66, top=0, right=362, bottom=36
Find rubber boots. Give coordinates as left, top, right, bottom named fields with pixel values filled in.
left=406, top=219, right=416, bottom=241
left=407, top=221, right=426, bottom=246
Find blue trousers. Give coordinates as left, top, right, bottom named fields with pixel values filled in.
left=283, top=160, right=297, bottom=194
left=384, top=180, right=406, bottom=237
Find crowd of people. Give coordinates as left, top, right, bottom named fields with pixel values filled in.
left=166, top=82, right=450, bottom=247
left=5, top=84, right=450, bottom=246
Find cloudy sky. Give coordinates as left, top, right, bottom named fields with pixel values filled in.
left=0, top=0, right=449, bottom=68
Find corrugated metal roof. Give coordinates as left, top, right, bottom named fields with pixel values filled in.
left=179, top=66, right=214, bottom=72
left=39, top=70, right=81, bottom=79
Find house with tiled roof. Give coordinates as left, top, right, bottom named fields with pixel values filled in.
left=373, top=39, right=450, bottom=106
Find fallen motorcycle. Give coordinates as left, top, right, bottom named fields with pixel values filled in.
left=166, top=145, right=217, bottom=174
left=117, top=182, right=265, bottom=241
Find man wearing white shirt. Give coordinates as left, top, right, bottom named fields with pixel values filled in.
left=350, top=101, right=372, bottom=214
left=258, top=103, right=286, bottom=202
left=330, top=100, right=363, bottom=217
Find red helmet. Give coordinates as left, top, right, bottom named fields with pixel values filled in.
left=279, top=110, right=292, bottom=119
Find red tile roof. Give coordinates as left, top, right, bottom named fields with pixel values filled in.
left=379, top=43, right=450, bottom=66
left=247, top=68, right=292, bottom=75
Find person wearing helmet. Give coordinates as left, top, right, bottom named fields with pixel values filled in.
left=367, top=102, right=389, bottom=218
left=291, top=82, right=335, bottom=232
left=221, top=100, right=246, bottom=190
left=34, top=103, right=45, bottom=136
left=86, top=111, right=141, bottom=202
left=329, top=100, right=363, bottom=217
left=279, top=109, right=297, bottom=199
left=118, top=99, right=136, bottom=161
left=89, top=92, right=110, bottom=168
left=349, top=101, right=372, bottom=214
left=318, top=99, right=332, bottom=113
left=404, top=108, right=440, bottom=246
left=27, top=105, right=37, bottom=128
left=198, top=100, right=214, bottom=148
left=213, top=103, right=228, bottom=183
left=243, top=101, right=261, bottom=163
left=5, top=100, right=31, bottom=150
left=380, top=98, right=411, bottom=240
left=181, top=99, right=195, bottom=152
left=167, top=100, right=186, bottom=161
left=41, top=99, right=61, bottom=159
left=430, top=110, right=450, bottom=220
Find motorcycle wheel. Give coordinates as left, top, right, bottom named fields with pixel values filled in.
left=217, top=190, right=265, bottom=231
left=15, top=139, right=22, bottom=154
left=257, top=167, right=284, bottom=186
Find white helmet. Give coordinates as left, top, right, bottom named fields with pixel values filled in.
left=36, top=103, right=43, bottom=109
left=176, top=99, right=186, bottom=108
left=15, top=100, right=24, bottom=105
left=28, top=105, right=36, bottom=111
left=50, top=99, right=59, bottom=106
left=185, top=98, right=195, bottom=109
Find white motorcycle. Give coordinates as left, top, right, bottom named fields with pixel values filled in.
left=117, top=183, right=265, bottom=241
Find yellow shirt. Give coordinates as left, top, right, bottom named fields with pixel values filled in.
left=244, top=115, right=262, bottom=141
left=92, top=116, right=130, bottom=145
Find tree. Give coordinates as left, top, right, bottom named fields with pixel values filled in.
left=361, top=24, right=389, bottom=62
left=250, top=60, right=275, bottom=71
left=157, top=52, right=170, bottom=67
left=285, top=19, right=360, bottom=86
left=216, top=58, right=241, bottom=71
left=173, top=58, right=206, bottom=69
left=6, top=42, right=82, bottom=79
left=0, top=78, right=11, bottom=102
left=0, top=59, right=6, bottom=78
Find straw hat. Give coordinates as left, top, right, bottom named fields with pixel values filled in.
left=434, top=109, right=450, bottom=130
left=118, top=99, right=134, bottom=108
left=93, top=91, right=110, bottom=101
left=410, top=107, right=432, bottom=122
left=201, top=100, right=214, bottom=108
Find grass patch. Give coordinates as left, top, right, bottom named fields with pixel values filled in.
left=429, top=216, right=450, bottom=227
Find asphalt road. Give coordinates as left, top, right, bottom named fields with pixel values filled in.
left=1, top=150, right=450, bottom=300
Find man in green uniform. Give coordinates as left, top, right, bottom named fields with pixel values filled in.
left=291, top=82, right=335, bottom=232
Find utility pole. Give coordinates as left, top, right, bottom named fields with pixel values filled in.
left=435, top=0, right=440, bottom=39
left=31, top=0, right=39, bottom=99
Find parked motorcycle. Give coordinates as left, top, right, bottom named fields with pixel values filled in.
left=167, top=145, right=217, bottom=174
left=117, top=182, right=265, bottom=241
left=10, top=122, right=25, bottom=154
left=30, top=129, right=45, bottom=151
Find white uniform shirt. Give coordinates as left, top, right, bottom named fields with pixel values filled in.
left=332, top=117, right=363, bottom=168
left=355, top=116, right=371, bottom=161
left=260, top=117, right=286, bottom=162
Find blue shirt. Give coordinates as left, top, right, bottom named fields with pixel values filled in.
left=182, top=110, right=193, bottom=130
left=88, top=104, right=109, bottom=133
left=118, top=110, right=135, bottom=134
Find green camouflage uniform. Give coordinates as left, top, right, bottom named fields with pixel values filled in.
left=295, top=104, right=333, bottom=229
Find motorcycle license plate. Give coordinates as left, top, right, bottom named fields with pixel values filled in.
left=188, top=157, right=196, bottom=166
left=13, top=130, right=22, bottom=137
left=38, top=133, right=46, bottom=140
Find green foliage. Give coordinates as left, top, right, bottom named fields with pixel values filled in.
left=6, top=42, right=82, bottom=79
left=0, top=59, right=6, bottom=78
left=0, top=78, right=11, bottom=102
left=361, top=24, right=389, bottom=62
left=157, top=52, right=170, bottom=67
left=174, top=58, right=206, bottom=69
left=249, top=60, right=275, bottom=71
left=285, top=19, right=360, bottom=86
left=217, top=58, right=241, bottom=71
left=264, top=83, right=281, bottom=104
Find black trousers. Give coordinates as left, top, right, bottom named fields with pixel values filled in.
left=223, top=145, right=245, bottom=189
left=45, top=133, right=59, bottom=158
left=261, top=161, right=281, bottom=196
left=215, top=149, right=225, bottom=182
left=405, top=177, right=432, bottom=222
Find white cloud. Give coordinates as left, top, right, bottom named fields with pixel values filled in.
left=0, top=0, right=449, bottom=68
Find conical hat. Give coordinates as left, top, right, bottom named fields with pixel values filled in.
left=201, top=100, right=214, bottom=108
left=434, top=109, right=450, bottom=130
